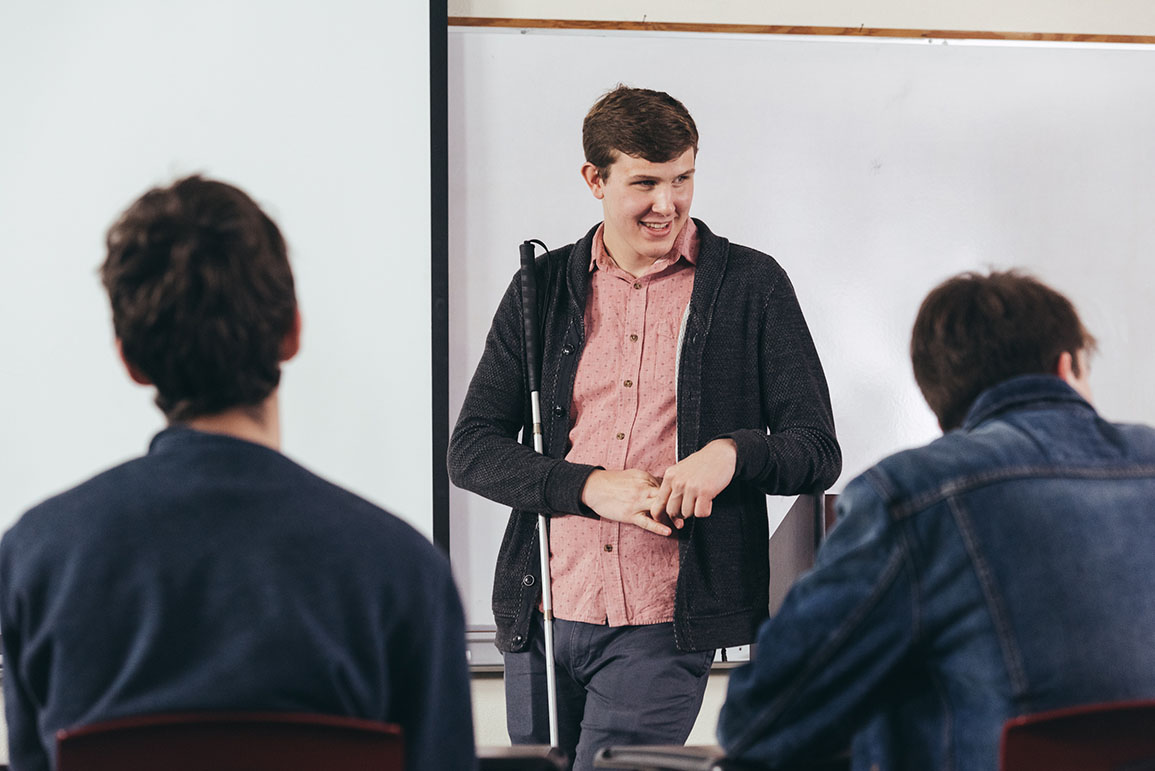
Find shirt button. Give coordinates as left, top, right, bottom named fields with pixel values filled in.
left=604, top=544, right=614, bottom=552
left=522, top=574, right=535, bottom=587
left=562, top=344, right=575, bottom=355
left=633, top=282, right=642, bottom=290
left=629, top=334, right=638, bottom=342
left=553, top=405, right=565, bottom=417
left=615, top=432, right=625, bottom=440
left=623, top=380, right=633, bottom=388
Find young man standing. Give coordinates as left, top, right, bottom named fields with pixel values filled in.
left=719, top=271, right=1155, bottom=770
left=0, top=176, right=476, bottom=771
left=450, top=86, right=841, bottom=769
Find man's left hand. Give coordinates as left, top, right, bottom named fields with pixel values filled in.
left=650, top=438, right=738, bottom=527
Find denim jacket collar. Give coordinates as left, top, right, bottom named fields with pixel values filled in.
left=962, top=374, right=1094, bottom=431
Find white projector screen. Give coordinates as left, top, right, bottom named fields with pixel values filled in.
left=0, top=2, right=438, bottom=539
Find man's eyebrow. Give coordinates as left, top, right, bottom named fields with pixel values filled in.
left=627, top=168, right=695, bottom=181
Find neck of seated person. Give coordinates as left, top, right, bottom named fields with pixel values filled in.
left=182, top=394, right=281, bottom=451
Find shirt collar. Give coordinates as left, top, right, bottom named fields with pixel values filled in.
left=589, top=218, right=700, bottom=275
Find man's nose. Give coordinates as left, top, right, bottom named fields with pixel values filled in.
left=651, top=186, right=675, bottom=215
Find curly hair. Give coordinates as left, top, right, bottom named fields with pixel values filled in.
left=101, top=175, right=297, bottom=421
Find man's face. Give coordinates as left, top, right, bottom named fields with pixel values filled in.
left=581, top=148, right=695, bottom=272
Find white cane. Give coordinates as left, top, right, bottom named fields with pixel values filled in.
left=519, top=240, right=560, bottom=749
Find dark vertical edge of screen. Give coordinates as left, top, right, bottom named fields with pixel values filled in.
left=430, top=0, right=451, bottom=554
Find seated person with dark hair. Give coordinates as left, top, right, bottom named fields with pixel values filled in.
left=0, top=176, right=477, bottom=771
left=718, top=270, right=1155, bottom=770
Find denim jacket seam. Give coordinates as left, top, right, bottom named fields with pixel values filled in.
left=946, top=496, right=1029, bottom=696
left=864, top=465, right=898, bottom=505
left=893, top=464, right=1155, bottom=520
left=930, top=669, right=955, bottom=771
left=896, top=519, right=923, bottom=642
left=728, top=543, right=908, bottom=757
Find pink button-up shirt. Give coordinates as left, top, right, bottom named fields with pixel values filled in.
left=550, top=219, right=699, bottom=626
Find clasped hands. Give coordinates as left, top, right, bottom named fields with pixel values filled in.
left=579, top=439, right=737, bottom=536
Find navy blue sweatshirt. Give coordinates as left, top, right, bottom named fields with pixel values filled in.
left=1, top=427, right=476, bottom=771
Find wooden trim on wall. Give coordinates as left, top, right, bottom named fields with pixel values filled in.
left=448, top=16, right=1155, bottom=45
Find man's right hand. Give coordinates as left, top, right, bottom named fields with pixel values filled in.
left=580, top=469, right=672, bottom=536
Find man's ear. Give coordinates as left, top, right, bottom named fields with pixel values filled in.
left=116, top=340, right=152, bottom=386
left=1056, top=349, right=1094, bottom=402
left=280, top=308, right=302, bottom=362
left=580, top=162, right=605, bottom=200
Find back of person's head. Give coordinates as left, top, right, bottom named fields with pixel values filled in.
left=582, top=85, right=699, bottom=180
left=101, top=175, right=298, bottom=422
left=911, top=269, right=1096, bottom=431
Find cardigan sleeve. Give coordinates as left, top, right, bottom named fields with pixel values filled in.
left=447, top=268, right=597, bottom=516
left=722, top=268, right=842, bottom=495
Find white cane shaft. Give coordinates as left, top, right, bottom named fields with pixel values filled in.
left=537, top=513, right=559, bottom=748
left=529, top=392, right=559, bottom=747
left=530, top=392, right=544, bottom=455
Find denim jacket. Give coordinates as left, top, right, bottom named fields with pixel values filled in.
left=718, top=375, right=1155, bottom=770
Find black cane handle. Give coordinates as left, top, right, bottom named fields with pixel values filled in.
left=519, top=240, right=543, bottom=394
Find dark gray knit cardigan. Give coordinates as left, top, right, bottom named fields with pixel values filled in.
left=448, top=219, right=841, bottom=652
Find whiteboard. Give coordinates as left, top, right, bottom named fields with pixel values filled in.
left=448, top=27, right=1155, bottom=630
left=0, top=2, right=435, bottom=539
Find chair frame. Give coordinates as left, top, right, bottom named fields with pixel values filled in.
left=478, top=744, right=570, bottom=770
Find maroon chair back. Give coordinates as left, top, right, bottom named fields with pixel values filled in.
left=1000, top=700, right=1155, bottom=771
left=56, top=712, right=403, bottom=771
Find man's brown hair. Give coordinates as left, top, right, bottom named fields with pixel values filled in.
left=582, top=85, right=699, bottom=179
left=911, top=270, right=1096, bottom=431
left=102, top=175, right=297, bottom=422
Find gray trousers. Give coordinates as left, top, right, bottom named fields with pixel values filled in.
left=504, top=613, right=715, bottom=771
